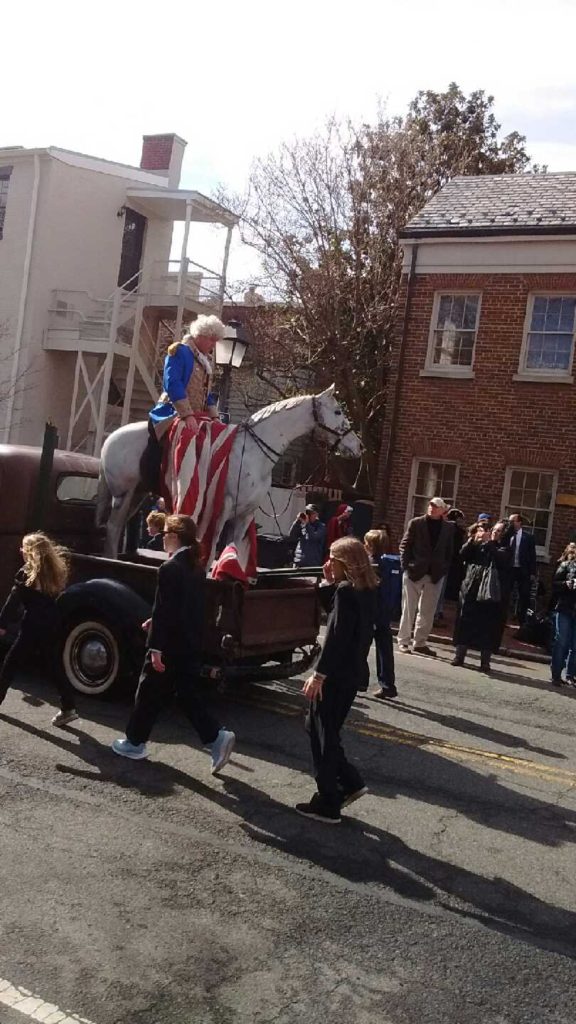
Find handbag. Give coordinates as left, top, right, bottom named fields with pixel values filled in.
left=477, top=562, right=501, bottom=603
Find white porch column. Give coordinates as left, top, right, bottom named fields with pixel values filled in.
left=94, top=288, right=121, bottom=454
left=174, top=198, right=193, bottom=342
left=218, top=224, right=234, bottom=312
left=121, top=295, right=146, bottom=426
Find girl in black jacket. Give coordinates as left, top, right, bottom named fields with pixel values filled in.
left=0, top=532, right=78, bottom=726
left=296, top=536, right=378, bottom=824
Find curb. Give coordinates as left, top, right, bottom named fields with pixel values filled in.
left=391, top=626, right=549, bottom=665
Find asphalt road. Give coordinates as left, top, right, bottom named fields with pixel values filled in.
left=1, top=643, right=576, bottom=1023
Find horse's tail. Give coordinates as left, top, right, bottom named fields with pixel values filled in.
left=95, top=469, right=112, bottom=527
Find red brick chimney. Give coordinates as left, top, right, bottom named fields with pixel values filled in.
left=140, top=133, right=187, bottom=187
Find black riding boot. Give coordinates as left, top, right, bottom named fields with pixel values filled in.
left=140, top=420, right=164, bottom=495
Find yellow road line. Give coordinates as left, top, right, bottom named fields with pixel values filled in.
left=235, top=692, right=576, bottom=786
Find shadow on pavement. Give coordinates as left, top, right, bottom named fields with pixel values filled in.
left=388, top=700, right=566, bottom=758
left=2, top=707, right=576, bottom=958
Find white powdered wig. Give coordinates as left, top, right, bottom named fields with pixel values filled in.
left=185, top=314, right=226, bottom=342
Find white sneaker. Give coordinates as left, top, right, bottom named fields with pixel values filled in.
left=210, top=729, right=235, bottom=774
left=397, top=643, right=412, bottom=654
left=52, top=709, right=79, bottom=727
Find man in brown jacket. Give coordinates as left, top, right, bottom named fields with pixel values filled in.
left=397, top=497, right=454, bottom=656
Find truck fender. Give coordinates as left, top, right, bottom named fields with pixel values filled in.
left=58, top=578, right=152, bottom=632
left=58, top=579, right=152, bottom=697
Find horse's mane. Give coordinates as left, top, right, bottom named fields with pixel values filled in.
left=247, top=393, right=312, bottom=425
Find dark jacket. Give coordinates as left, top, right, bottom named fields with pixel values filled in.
left=445, top=523, right=467, bottom=601
left=552, top=559, right=576, bottom=617
left=400, top=515, right=454, bottom=583
left=454, top=540, right=509, bottom=652
left=503, top=524, right=537, bottom=576
left=316, top=580, right=376, bottom=690
left=0, top=570, right=62, bottom=638
left=289, top=518, right=327, bottom=567
left=147, top=547, right=205, bottom=664
left=146, top=533, right=165, bottom=552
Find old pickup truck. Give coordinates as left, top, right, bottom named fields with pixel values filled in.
left=0, top=444, right=321, bottom=698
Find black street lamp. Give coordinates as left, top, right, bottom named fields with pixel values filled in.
left=215, top=319, right=249, bottom=420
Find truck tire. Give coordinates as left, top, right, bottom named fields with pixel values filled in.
left=62, top=616, right=141, bottom=698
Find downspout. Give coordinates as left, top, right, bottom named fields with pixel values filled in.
left=378, top=242, right=418, bottom=514
left=4, top=153, right=41, bottom=442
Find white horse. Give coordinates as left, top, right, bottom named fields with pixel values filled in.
left=97, top=385, right=362, bottom=561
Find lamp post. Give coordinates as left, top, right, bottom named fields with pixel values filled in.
left=215, top=319, right=249, bottom=422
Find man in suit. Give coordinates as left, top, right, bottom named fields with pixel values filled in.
left=505, top=513, right=537, bottom=625
left=397, top=497, right=454, bottom=656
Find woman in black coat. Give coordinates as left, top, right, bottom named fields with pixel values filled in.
left=452, top=522, right=510, bottom=674
left=296, top=536, right=378, bottom=824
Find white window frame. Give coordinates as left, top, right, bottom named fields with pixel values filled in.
left=405, top=458, right=461, bottom=527
left=421, top=291, right=481, bottom=379
left=500, top=465, right=559, bottom=559
left=515, top=293, right=576, bottom=384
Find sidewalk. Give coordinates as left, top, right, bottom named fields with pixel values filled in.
left=393, top=601, right=549, bottom=665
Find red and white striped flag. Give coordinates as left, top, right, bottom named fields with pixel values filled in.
left=161, top=417, right=257, bottom=577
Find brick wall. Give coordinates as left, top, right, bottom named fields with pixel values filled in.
left=374, top=271, right=576, bottom=572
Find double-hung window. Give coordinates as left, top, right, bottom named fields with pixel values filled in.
left=519, top=295, right=576, bottom=379
left=501, top=467, right=558, bottom=556
left=424, top=293, right=481, bottom=375
left=407, top=459, right=460, bottom=521
left=0, top=167, right=11, bottom=240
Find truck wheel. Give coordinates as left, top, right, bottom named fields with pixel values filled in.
left=62, top=618, right=134, bottom=697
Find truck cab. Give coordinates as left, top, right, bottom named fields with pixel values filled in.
left=0, top=444, right=102, bottom=602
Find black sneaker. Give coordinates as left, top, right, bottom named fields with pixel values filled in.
left=374, top=686, right=398, bottom=699
left=551, top=678, right=565, bottom=687
left=295, top=796, right=341, bottom=824
left=413, top=644, right=437, bottom=658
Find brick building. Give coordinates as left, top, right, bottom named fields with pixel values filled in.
left=375, top=174, right=576, bottom=574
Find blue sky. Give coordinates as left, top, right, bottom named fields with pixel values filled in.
left=6, top=0, right=576, bottom=285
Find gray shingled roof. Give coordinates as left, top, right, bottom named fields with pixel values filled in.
left=402, top=173, right=576, bottom=237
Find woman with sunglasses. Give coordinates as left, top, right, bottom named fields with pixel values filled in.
left=112, top=514, right=235, bottom=773
left=297, top=536, right=378, bottom=824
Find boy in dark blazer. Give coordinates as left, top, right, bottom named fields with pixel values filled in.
left=112, top=515, right=235, bottom=773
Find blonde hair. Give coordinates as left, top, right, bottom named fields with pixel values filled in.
left=168, top=314, right=225, bottom=357
left=364, top=529, right=390, bottom=559
left=146, top=511, right=166, bottom=531
left=561, top=542, right=576, bottom=561
left=21, top=532, right=69, bottom=597
left=330, top=537, right=378, bottom=590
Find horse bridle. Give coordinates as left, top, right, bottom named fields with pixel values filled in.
left=311, top=395, right=356, bottom=454
left=242, top=396, right=355, bottom=466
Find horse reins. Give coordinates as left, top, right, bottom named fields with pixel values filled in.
left=311, top=396, right=356, bottom=454
left=241, top=397, right=354, bottom=466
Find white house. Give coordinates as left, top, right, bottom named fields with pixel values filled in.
left=0, top=133, right=236, bottom=452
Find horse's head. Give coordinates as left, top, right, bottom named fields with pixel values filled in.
left=312, top=385, right=362, bottom=458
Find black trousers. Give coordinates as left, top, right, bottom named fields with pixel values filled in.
left=375, top=622, right=395, bottom=688
left=0, top=630, right=76, bottom=712
left=306, top=679, right=364, bottom=813
left=126, top=651, right=221, bottom=746
left=454, top=644, right=491, bottom=670
left=511, top=568, right=532, bottom=625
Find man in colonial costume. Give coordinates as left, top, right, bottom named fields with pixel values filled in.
left=141, top=315, right=226, bottom=492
